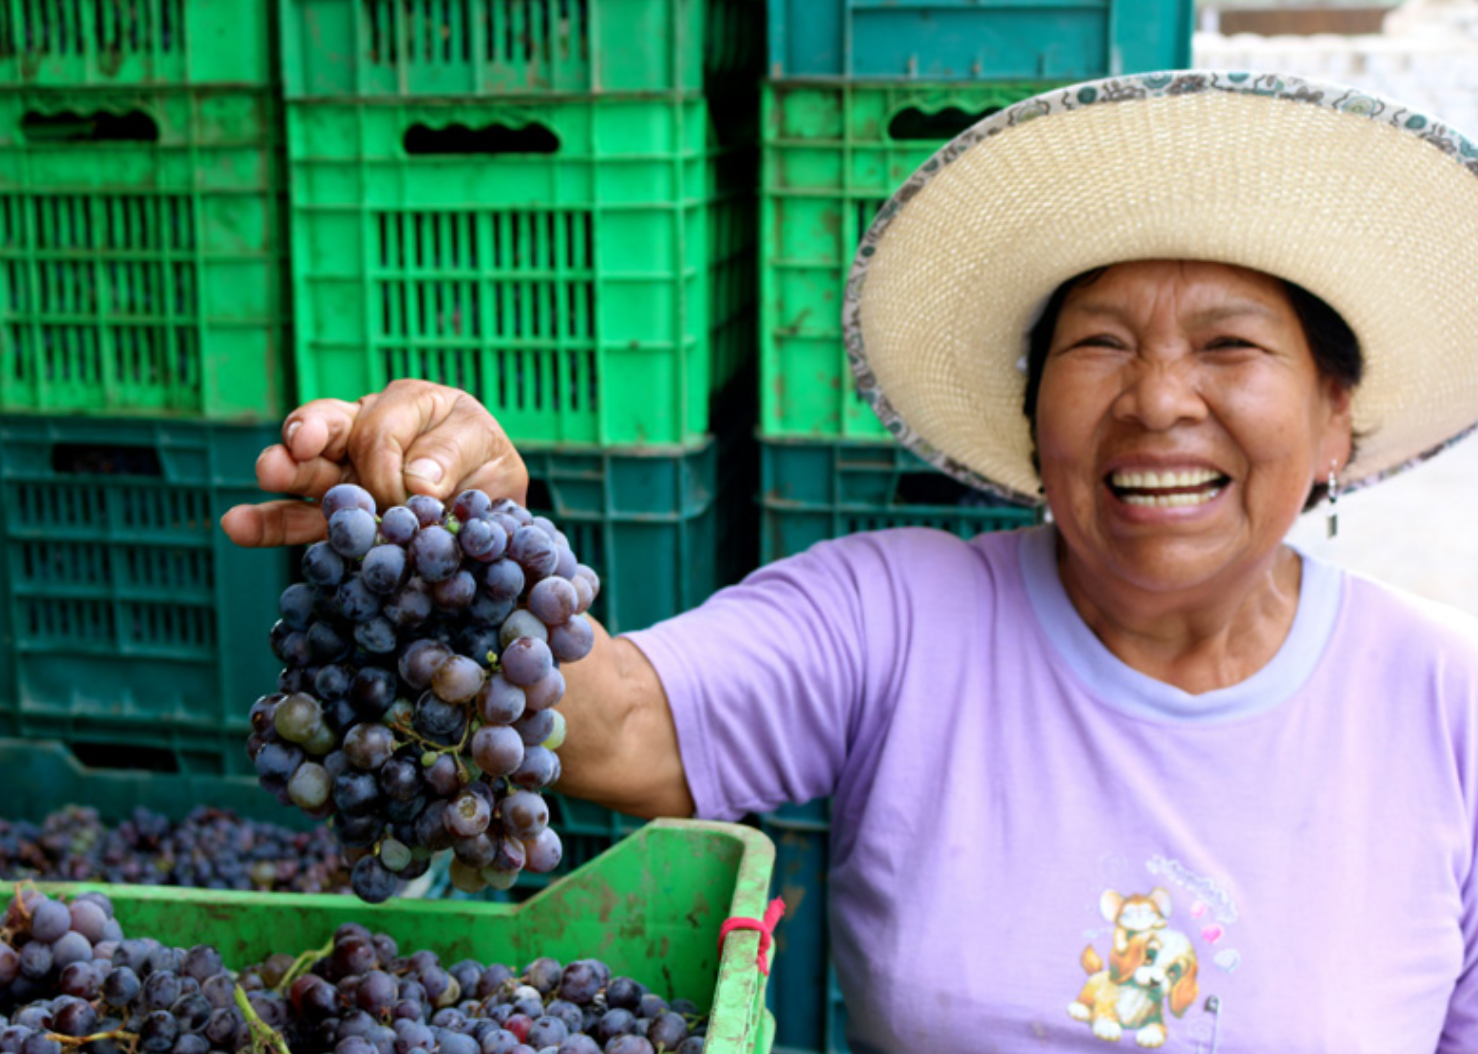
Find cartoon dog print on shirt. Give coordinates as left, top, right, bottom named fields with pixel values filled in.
left=1068, top=887, right=1200, bottom=1047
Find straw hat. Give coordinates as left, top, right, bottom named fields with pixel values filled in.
left=842, top=70, right=1478, bottom=507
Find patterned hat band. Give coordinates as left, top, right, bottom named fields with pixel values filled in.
left=842, top=71, right=1478, bottom=507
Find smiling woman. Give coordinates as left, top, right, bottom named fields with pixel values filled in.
left=224, top=71, right=1478, bottom=1054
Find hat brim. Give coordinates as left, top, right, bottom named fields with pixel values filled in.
left=842, top=71, right=1478, bottom=507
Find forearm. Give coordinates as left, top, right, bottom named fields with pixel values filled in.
left=552, top=618, right=695, bottom=821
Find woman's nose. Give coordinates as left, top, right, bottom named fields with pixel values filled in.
left=1111, top=356, right=1207, bottom=431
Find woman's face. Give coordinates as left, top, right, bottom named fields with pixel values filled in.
left=1034, top=260, right=1354, bottom=598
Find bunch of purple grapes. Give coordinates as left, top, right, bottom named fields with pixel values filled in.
left=0, top=887, right=278, bottom=1054
left=0, top=889, right=709, bottom=1054
left=0, top=807, right=350, bottom=893
left=249, top=485, right=599, bottom=903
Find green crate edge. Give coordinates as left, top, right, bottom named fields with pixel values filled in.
left=0, top=0, right=273, bottom=89
left=759, top=80, right=1050, bottom=441
left=279, top=0, right=765, bottom=100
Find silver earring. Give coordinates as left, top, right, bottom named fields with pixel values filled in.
left=1326, top=460, right=1341, bottom=539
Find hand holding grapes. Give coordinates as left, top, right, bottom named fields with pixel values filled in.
left=221, top=380, right=528, bottom=549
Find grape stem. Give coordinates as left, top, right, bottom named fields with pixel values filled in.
left=234, top=984, right=292, bottom=1054
left=388, top=708, right=481, bottom=782
left=1, top=879, right=39, bottom=942
left=44, top=1028, right=139, bottom=1054
left=273, top=938, right=336, bottom=995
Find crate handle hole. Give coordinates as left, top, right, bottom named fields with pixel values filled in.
left=21, top=109, right=160, bottom=143
left=51, top=443, right=164, bottom=477
left=887, top=106, right=1002, bottom=142
left=69, top=741, right=183, bottom=775
left=403, top=121, right=559, bottom=156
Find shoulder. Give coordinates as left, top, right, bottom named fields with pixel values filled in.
left=1336, top=564, right=1478, bottom=659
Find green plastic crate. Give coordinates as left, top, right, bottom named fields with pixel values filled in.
left=766, top=0, right=1193, bottom=80
left=33, top=818, right=780, bottom=1054
left=760, top=80, right=1049, bottom=441
left=288, top=94, right=757, bottom=446
left=522, top=428, right=756, bottom=633
left=0, top=415, right=292, bottom=774
left=0, top=0, right=273, bottom=88
left=281, top=0, right=763, bottom=99
left=0, top=88, right=289, bottom=420
left=760, top=437, right=1036, bottom=562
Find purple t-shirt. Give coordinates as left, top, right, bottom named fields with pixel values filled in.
left=625, top=525, right=1478, bottom=1054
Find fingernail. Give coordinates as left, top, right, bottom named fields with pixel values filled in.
left=285, top=421, right=301, bottom=446
left=405, top=458, right=444, bottom=484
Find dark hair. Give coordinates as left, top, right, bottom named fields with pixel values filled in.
left=1022, top=266, right=1363, bottom=511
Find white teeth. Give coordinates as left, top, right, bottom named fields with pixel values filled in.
left=1120, top=487, right=1223, bottom=508
left=1110, top=468, right=1222, bottom=490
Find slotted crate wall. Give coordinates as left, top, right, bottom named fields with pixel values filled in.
left=760, top=438, right=1035, bottom=563
left=765, top=0, right=1193, bottom=80
left=280, top=0, right=763, bottom=98
left=761, top=80, right=1048, bottom=441
left=288, top=95, right=758, bottom=446
left=0, top=0, right=273, bottom=88
left=0, top=89, right=289, bottom=419
left=0, top=415, right=292, bottom=774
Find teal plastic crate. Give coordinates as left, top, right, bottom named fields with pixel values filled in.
left=281, top=0, right=763, bottom=99
left=760, top=81, right=1046, bottom=441
left=0, top=415, right=292, bottom=774
left=288, top=95, right=758, bottom=446
left=0, top=0, right=273, bottom=88
left=760, top=437, right=1035, bottom=562
left=766, top=0, right=1193, bottom=80
left=0, top=88, right=289, bottom=420
left=0, top=738, right=310, bottom=827
left=523, top=427, right=756, bottom=633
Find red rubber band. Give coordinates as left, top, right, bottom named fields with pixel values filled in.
left=718, top=897, right=787, bottom=976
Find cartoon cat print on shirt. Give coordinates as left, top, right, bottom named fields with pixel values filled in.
left=1068, top=887, right=1200, bottom=1047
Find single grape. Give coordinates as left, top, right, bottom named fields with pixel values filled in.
left=513, top=709, right=555, bottom=748
left=404, top=494, right=444, bottom=528
left=274, top=693, right=324, bottom=744
left=523, top=667, right=565, bottom=712
left=648, top=1012, right=688, bottom=1051
left=501, top=791, right=548, bottom=840
left=559, top=962, right=602, bottom=1006
left=344, top=723, right=396, bottom=771
left=491, top=837, right=526, bottom=874
left=249, top=693, right=283, bottom=734
left=570, top=574, right=595, bottom=614
left=329, top=508, right=379, bottom=559
left=315, top=663, right=354, bottom=701
left=432, top=655, right=485, bottom=704
left=529, top=576, right=578, bottom=626
left=348, top=666, right=398, bottom=721
left=378, top=758, right=422, bottom=801
left=451, top=490, right=493, bottom=522
left=302, top=541, right=349, bottom=586
left=499, top=610, right=548, bottom=649
left=355, top=616, right=399, bottom=654
left=479, top=865, right=519, bottom=892
left=414, top=694, right=467, bottom=744
left=384, top=578, right=434, bottom=630
left=429, top=572, right=476, bottom=615
left=423, top=754, right=464, bottom=798
left=606, top=1036, right=654, bottom=1054
left=443, top=793, right=491, bottom=838
left=350, top=856, right=398, bottom=904
left=500, top=637, right=553, bottom=688
left=456, top=518, right=502, bottom=564
left=322, top=483, right=377, bottom=520
left=398, top=639, right=452, bottom=690
left=274, top=629, right=314, bottom=668
left=492, top=498, right=533, bottom=527
left=333, top=771, right=382, bottom=816
left=453, top=623, right=502, bottom=668
left=30, top=898, right=72, bottom=942
left=335, top=576, right=383, bottom=622
left=476, top=674, right=527, bottom=726
left=541, top=709, right=567, bottom=751
left=469, top=725, right=524, bottom=778
left=378, top=839, right=413, bottom=873
left=510, top=746, right=559, bottom=791
left=50, top=931, right=92, bottom=969
left=378, top=505, right=420, bottom=545
left=362, top=545, right=410, bottom=595
left=308, top=621, right=353, bottom=663
left=553, top=545, right=579, bottom=582
left=447, top=858, right=487, bottom=894
left=279, top=582, right=316, bottom=630
left=549, top=615, right=595, bottom=662
left=508, top=527, right=559, bottom=584
left=301, top=719, right=339, bottom=757
left=481, top=559, right=525, bottom=603
left=410, top=527, right=460, bottom=583
left=452, top=833, right=497, bottom=869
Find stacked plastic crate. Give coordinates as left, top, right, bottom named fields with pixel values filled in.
left=756, top=5, right=1194, bottom=1051
left=280, top=0, right=764, bottom=636
left=0, top=1, right=294, bottom=806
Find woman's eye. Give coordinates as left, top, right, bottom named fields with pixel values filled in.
left=1075, top=333, right=1125, bottom=349
left=1204, top=336, right=1257, bottom=351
